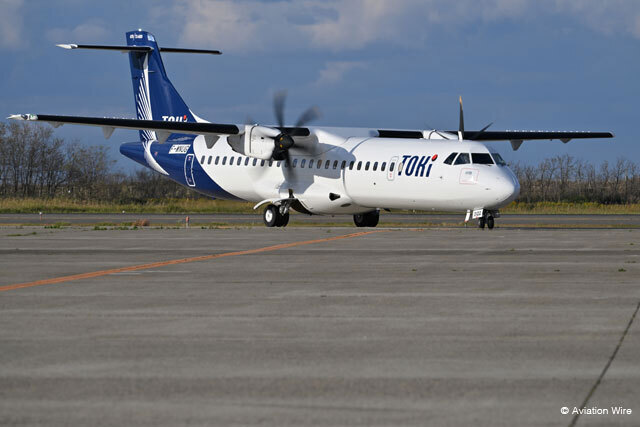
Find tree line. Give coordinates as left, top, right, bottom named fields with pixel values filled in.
left=1, top=121, right=638, bottom=204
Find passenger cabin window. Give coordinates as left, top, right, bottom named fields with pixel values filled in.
left=365, top=161, right=370, bottom=171
left=308, top=159, right=314, bottom=168
left=317, top=160, right=322, bottom=169
left=341, top=161, right=346, bottom=169
left=390, top=162, right=395, bottom=172
left=229, top=156, right=234, bottom=165
left=215, top=156, right=220, bottom=165
left=325, top=160, right=330, bottom=169
left=200, top=156, right=205, bottom=164
left=349, top=161, right=354, bottom=170
left=222, top=156, right=227, bottom=165
left=237, top=157, right=242, bottom=166
left=373, top=161, right=378, bottom=171
left=333, top=160, right=338, bottom=170
left=454, top=153, right=470, bottom=165
left=471, top=153, right=494, bottom=165
left=261, top=160, right=266, bottom=167
left=357, top=161, right=362, bottom=171
left=207, top=156, right=212, bottom=165
left=252, top=158, right=257, bottom=166
left=491, top=153, right=507, bottom=166
left=293, top=159, right=298, bottom=168
left=381, top=162, right=386, bottom=171
left=244, top=157, right=250, bottom=166
left=444, top=152, right=457, bottom=165
left=268, top=160, right=273, bottom=167
left=301, top=159, right=306, bottom=168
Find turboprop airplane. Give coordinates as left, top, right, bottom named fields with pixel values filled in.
left=9, top=30, right=614, bottom=229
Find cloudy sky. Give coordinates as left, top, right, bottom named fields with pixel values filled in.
left=1, top=0, right=638, bottom=170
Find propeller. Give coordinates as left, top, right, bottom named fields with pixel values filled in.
left=457, top=96, right=492, bottom=141
left=426, top=97, right=493, bottom=141
left=271, top=90, right=321, bottom=168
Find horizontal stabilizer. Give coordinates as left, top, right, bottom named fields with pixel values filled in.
left=56, top=44, right=221, bottom=55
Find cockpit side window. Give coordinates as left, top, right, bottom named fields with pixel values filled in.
left=471, top=153, right=494, bottom=165
left=453, top=152, right=470, bottom=165
left=444, top=152, right=458, bottom=165
left=491, top=152, right=507, bottom=166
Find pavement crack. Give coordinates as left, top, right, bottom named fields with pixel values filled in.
left=568, top=300, right=640, bottom=427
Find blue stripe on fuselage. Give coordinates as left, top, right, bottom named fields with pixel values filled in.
left=119, top=139, right=241, bottom=200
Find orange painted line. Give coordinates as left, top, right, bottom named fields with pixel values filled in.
left=0, top=230, right=388, bottom=293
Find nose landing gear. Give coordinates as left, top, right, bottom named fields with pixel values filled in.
left=477, top=210, right=498, bottom=230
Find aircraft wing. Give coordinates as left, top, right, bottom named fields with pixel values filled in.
left=450, top=130, right=614, bottom=151
left=6, top=113, right=315, bottom=141
left=8, top=113, right=241, bottom=143
left=453, top=130, right=614, bottom=141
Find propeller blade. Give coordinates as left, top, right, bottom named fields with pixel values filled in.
left=273, top=90, right=287, bottom=129
left=283, top=149, right=295, bottom=181
left=468, top=122, right=494, bottom=140
left=294, top=105, right=321, bottom=128
left=458, top=95, right=464, bottom=141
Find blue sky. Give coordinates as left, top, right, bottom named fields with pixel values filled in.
left=1, top=0, right=638, bottom=171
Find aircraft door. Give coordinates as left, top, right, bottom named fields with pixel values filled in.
left=184, top=153, right=196, bottom=187
left=387, top=156, right=398, bottom=181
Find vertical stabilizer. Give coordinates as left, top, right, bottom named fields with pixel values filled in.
left=126, top=30, right=197, bottom=141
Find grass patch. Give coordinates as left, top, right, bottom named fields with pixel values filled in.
left=6, top=231, right=37, bottom=236
left=2, top=198, right=640, bottom=216
left=0, top=197, right=256, bottom=214
left=502, top=201, right=640, bottom=215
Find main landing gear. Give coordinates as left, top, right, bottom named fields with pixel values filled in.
left=263, top=204, right=290, bottom=227
left=353, top=210, right=379, bottom=227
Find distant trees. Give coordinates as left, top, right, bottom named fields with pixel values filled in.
left=0, top=122, right=196, bottom=202
left=1, top=121, right=639, bottom=204
left=510, top=155, right=640, bottom=204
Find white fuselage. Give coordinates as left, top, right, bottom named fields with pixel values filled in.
left=190, top=128, right=520, bottom=215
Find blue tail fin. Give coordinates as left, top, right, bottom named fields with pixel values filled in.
left=126, top=30, right=197, bottom=141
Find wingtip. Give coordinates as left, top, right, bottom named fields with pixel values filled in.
left=7, top=114, right=37, bottom=121
left=56, top=44, right=77, bottom=50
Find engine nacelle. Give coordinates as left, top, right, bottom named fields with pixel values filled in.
left=227, top=125, right=280, bottom=160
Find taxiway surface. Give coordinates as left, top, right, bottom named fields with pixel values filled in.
left=1, top=226, right=639, bottom=426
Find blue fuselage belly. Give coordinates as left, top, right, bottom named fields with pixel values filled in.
left=119, top=139, right=241, bottom=200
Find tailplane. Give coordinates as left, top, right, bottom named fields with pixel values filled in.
left=56, top=30, right=221, bottom=141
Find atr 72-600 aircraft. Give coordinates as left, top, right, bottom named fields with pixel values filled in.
left=10, top=30, right=613, bottom=229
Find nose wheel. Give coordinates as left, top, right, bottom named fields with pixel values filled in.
left=478, top=212, right=495, bottom=230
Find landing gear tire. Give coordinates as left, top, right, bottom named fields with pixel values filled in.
left=279, top=212, right=290, bottom=227
left=486, top=215, right=495, bottom=230
left=478, top=217, right=486, bottom=229
left=354, top=210, right=379, bottom=227
left=263, top=205, right=279, bottom=228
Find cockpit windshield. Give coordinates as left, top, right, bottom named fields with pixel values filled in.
left=471, top=153, right=494, bottom=165
left=453, top=153, right=470, bottom=165
left=491, top=152, right=507, bottom=166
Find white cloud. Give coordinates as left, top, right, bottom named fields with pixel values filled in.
left=46, top=20, right=110, bottom=43
left=314, top=61, right=366, bottom=86
left=0, top=0, right=24, bottom=50
left=167, top=0, right=640, bottom=53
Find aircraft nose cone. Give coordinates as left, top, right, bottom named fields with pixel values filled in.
left=496, top=173, right=520, bottom=205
